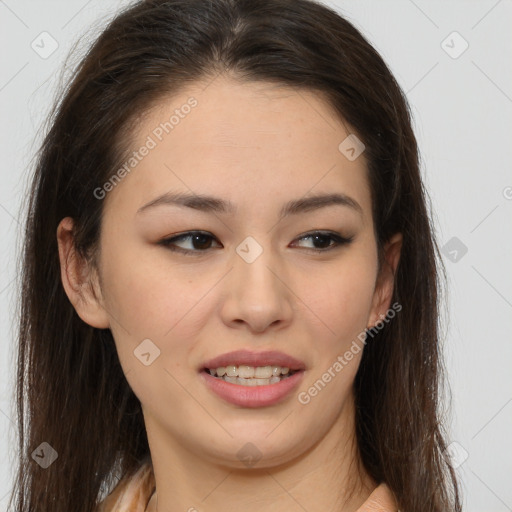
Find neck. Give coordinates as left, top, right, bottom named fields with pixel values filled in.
left=144, top=392, right=376, bottom=512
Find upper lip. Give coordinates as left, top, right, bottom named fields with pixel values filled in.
left=202, top=350, right=306, bottom=371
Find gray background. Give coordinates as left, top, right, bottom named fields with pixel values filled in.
left=1, top=0, right=511, bottom=510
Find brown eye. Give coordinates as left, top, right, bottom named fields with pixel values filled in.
left=159, top=231, right=222, bottom=254
left=292, top=231, right=354, bottom=252
left=159, top=230, right=353, bottom=256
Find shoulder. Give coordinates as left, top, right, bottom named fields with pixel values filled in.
left=96, top=460, right=156, bottom=512
left=355, top=482, right=400, bottom=512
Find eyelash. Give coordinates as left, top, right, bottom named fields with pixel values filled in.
left=158, top=230, right=354, bottom=256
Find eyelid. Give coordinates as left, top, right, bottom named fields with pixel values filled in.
left=158, top=231, right=221, bottom=255
left=158, top=230, right=354, bottom=255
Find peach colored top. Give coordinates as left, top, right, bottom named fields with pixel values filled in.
left=97, top=460, right=399, bottom=511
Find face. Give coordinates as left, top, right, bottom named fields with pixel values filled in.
left=59, top=74, right=399, bottom=470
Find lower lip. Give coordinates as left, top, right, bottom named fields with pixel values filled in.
left=200, top=370, right=305, bottom=408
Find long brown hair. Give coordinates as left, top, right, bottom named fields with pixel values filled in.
left=9, top=0, right=461, bottom=510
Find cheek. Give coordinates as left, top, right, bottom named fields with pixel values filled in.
left=295, top=253, right=376, bottom=417
left=300, top=251, right=377, bottom=348
left=99, top=220, right=199, bottom=327
left=98, top=235, right=210, bottom=372
left=99, top=249, right=210, bottom=412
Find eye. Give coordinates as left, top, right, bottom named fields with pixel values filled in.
left=158, top=230, right=353, bottom=255
left=158, top=231, right=222, bottom=255
left=291, top=231, right=354, bottom=252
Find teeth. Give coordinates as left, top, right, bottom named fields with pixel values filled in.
left=238, top=365, right=255, bottom=378
left=225, top=365, right=237, bottom=377
left=237, top=377, right=269, bottom=386
left=207, top=365, right=294, bottom=377
left=206, top=365, right=297, bottom=385
left=255, top=366, right=273, bottom=378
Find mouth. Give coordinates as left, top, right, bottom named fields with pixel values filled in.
left=203, top=365, right=300, bottom=386
left=199, top=349, right=306, bottom=407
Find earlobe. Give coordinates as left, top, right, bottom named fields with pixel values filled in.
left=56, top=217, right=110, bottom=329
left=367, top=233, right=403, bottom=329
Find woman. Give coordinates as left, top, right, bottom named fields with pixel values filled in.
left=9, top=0, right=462, bottom=511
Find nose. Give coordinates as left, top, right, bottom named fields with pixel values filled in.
left=219, top=241, right=294, bottom=334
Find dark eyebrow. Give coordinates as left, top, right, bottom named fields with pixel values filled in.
left=136, top=191, right=363, bottom=218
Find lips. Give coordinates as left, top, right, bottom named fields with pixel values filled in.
left=199, top=349, right=306, bottom=407
left=201, top=349, right=306, bottom=371
left=200, top=369, right=304, bottom=407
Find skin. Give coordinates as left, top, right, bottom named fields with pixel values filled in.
left=57, top=74, right=401, bottom=512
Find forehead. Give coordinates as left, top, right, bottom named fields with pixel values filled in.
left=104, top=74, right=371, bottom=221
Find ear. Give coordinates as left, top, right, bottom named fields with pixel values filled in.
left=367, top=232, right=402, bottom=328
left=56, top=217, right=110, bottom=329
